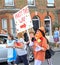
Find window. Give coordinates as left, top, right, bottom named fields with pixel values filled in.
left=32, top=16, right=40, bottom=32
left=47, top=0, right=54, bottom=7
left=0, top=35, right=7, bottom=44
left=5, top=0, right=14, bottom=6
left=27, top=0, right=35, bottom=6
left=44, top=16, right=52, bottom=35
left=2, top=19, right=7, bottom=30
left=10, top=18, right=16, bottom=36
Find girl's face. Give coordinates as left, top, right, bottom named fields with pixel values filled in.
left=30, top=33, right=34, bottom=40
left=35, top=30, right=43, bottom=39
left=55, top=28, right=58, bottom=31
left=8, top=35, right=11, bottom=40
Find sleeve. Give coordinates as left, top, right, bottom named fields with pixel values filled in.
left=42, top=38, right=49, bottom=51
left=35, top=45, right=42, bottom=51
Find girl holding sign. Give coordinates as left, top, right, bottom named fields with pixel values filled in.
left=14, top=33, right=29, bottom=65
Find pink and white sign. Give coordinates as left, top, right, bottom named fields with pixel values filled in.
left=13, top=6, right=33, bottom=33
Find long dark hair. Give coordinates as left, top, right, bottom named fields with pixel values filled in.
left=24, top=32, right=29, bottom=42
left=37, top=29, right=49, bottom=43
left=8, top=33, right=14, bottom=40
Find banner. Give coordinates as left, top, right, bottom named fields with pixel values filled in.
left=13, top=6, right=33, bottom=33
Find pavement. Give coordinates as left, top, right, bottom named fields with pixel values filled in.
left=52, top=47, right=60, bottom=52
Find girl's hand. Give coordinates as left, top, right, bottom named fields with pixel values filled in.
left=14, top=42, right=24, bottom=49
left=6, top=44, right=15, bottom=48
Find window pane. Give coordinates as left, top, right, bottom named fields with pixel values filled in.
left=47, top=0, right=54, bottom=7
left=47, top=4, right=54, bottom=7
left=5, top=0, right=14, bottom=6
left=47, top=0, right=54, bottom=3
left=2, top=19, right=7, bottom=30
left=33, top=20, right=39, bottom=29
left=27, top=0, right=35, bottom=5
left=10, top=18, right=16, bottom=36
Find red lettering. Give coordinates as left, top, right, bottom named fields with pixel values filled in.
left=20, top=23, right=26, bottom=28
left=23, top=7, right=29, bottom=14
left=15, top=10, right=23, bottom=19
left=18, top=17, right=25, bottom=23
left=21, top=17, right=25, bottom=22
left=18, top=19, right=22, bottom=23
left=15, top=7, right=29, bottom=19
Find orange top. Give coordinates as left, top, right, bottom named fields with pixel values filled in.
left=33, top=37, right=48, bottom=61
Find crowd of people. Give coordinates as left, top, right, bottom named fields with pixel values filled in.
left=0, top=27, right=56, bottom=65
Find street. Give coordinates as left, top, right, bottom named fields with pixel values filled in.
left=0, top=52, right=60, bottom=65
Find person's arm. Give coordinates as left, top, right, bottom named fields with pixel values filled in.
left=6, top=40, right=15, bottom=48
left=25, top=41, right=30, bottom=45
left=14, top=42, right=24, bottom=49
left=6, top=44, right=15, bottom=48
left=29, top=41, right=34, bottom=46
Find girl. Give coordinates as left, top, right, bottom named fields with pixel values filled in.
left=29, top=28, right=48, bottom=65
left=6, top=33, right=16, bottom=65
left=14, top=33, right=29, bottom=65
left=40, top=27, right=53, bottom=65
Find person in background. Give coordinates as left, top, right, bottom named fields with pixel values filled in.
left=29, top=31, right=35, bottom=60
left=23, top=32, right=30, bottom=50
left=58, top=27, right=60, bottom=47
left=43, top=35, right=53, bottom=65
left=29, top=32, right=35, bottom=40
left=29, top=31, right=35, bottom=51
left=6, top=33, right=16, bottom=65
left=24, top=32, right=29, bottom=44
left=59, top=27, right=60, bottom=37
left=14, top=32, right=29, bottom=65
left=53, top=27, right=59, bottom=47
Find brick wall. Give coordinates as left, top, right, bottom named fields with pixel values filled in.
left=0, top=0, right=60, bottom=34
left=15, top=0, right=27, bottom=9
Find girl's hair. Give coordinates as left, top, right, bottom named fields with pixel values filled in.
left=17, top=33, right=23, bottom=39
left=29, top=32, right=35, bottom=35
left=36, top=29, right=45, bottom=37
left=8, top=33, right=14, bottom=40
left=24, top=32, right=29, bottom=42
left=37, top=29, right=49, bottom=43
